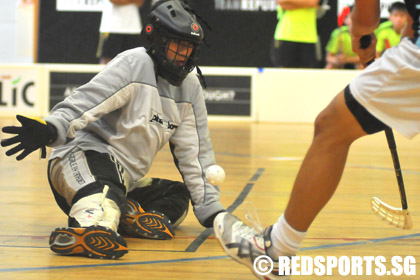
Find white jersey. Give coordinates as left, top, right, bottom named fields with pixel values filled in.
left=44, top=47, right=224, bottom=225
left=349, top=38, right=420, bottom=139
left=99, top=0, right=142, bottom=34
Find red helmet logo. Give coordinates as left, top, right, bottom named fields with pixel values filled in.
left=145, top=24, right=153, bottom=34
left=191, top=24, right=199, bottom=32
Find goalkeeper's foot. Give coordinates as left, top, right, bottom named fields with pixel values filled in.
left=49, top=225, right=128, bottom=259
left=119, top=198, right=175, bottom=240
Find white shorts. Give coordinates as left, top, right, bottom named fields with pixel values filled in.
left=349, top=38, right=420, bottom=139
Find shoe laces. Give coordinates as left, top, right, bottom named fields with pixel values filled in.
left=244, top=201, right=264, bottom=234
left=234, top=222, right=261, bottom=243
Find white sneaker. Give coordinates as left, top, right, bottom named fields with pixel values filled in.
left=214, top=212, right=289, bottom=280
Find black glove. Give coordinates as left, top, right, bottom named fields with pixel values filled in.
left=1, top=115, right=57, bottom=160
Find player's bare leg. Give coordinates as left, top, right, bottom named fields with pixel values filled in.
left=266, top=90, right=367, bottom=259
left=284, top=90, right=367, bottom=231
left=214, top=90, right=369, bottom=279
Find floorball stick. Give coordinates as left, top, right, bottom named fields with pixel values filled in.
left=370, top=128, right=413, bottom=229
left=358, top=35, right=413, bottom=229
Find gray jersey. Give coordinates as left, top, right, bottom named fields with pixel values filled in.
left=44, top=47, right=225, bottom=225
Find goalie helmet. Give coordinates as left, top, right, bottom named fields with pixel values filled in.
left=140, top=0, right=204, bottom=86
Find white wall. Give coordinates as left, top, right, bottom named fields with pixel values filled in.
left=255, top=68, right=361, bottom=123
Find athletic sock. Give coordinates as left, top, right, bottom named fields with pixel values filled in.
left=267, top=214, right=306, bottom=258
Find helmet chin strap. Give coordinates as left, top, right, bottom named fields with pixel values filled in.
left=196, top=66, right=207, bottom=89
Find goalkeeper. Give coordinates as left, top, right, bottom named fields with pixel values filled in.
left=1, top=0, right=225, bottom=260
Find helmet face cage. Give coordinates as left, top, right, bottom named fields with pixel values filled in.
left=161, top=33, right=201, bottom=71
left=146, top=29, right=201, bottom=86
left=165, top=38, right=194, bottom=69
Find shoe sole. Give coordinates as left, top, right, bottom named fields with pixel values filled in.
left=123, top=210, right=175, bottom=240
left=49, top=225, right=128, bottom=259
left=214, top=213, right=287, bottom=280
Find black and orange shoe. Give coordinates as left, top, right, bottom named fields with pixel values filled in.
left=120, top=198, right=175, bottom=240
left=49, top=225, right=128, bottom=259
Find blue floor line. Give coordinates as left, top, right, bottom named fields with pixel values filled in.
left=0, top=255, right=229, bottom=272
left=1, top=232, right=419, bottom=273
left=300, top=233, right=420, bottom=251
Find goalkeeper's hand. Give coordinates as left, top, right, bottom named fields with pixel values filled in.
left=1, top=115, right=58, bottom=160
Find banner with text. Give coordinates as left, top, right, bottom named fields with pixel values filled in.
left=0, top=66, right=46, bottom=117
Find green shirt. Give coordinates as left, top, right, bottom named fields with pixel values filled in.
left=274, top=6, right=318, bottom=43
left=375, top=21, right=401, bottom=53
left=325, top=26, right=357, bottom=57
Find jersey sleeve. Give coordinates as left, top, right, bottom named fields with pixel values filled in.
left=44, top=54, right=137, bottom=147
left=169, top=82, right=225, bottom=227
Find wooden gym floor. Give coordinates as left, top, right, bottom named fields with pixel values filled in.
left=0, top=118, right=419, bottom=279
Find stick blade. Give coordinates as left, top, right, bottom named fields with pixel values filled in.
left=370, top=197, right=413, bottom=230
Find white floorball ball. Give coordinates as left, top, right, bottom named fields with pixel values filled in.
left=206, top=165, right=225, bottom=185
